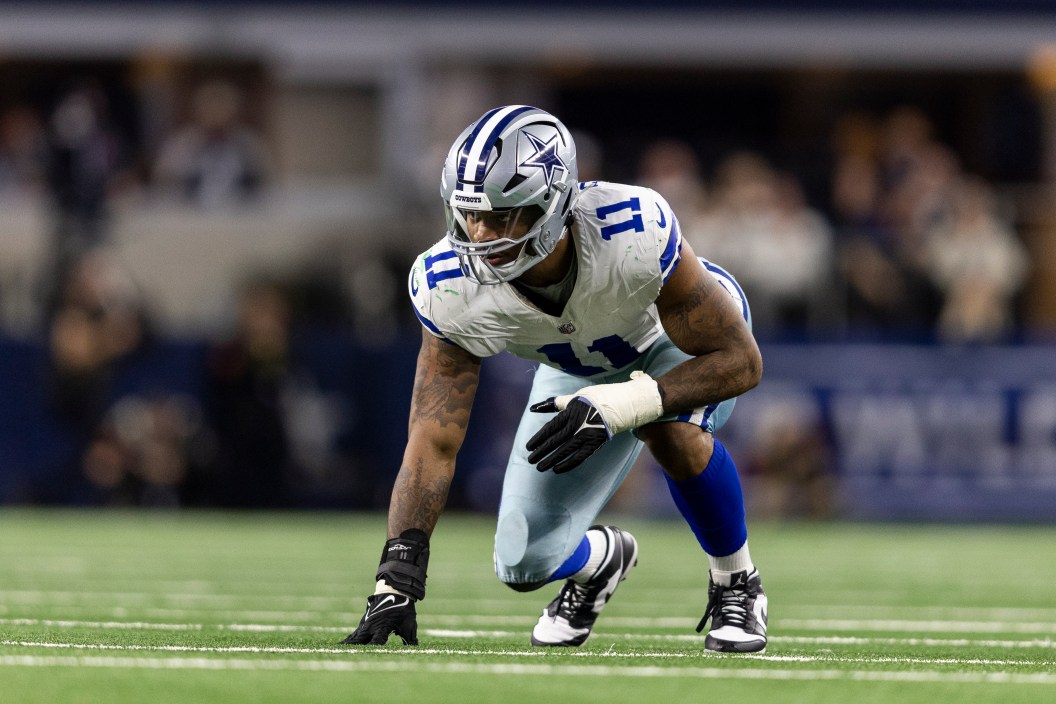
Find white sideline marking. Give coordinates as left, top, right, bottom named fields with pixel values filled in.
left=2, top=654, right=1056, bottom=684
left=3, top=641, right=1054, bottom=668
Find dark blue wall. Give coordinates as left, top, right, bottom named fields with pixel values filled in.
left=3, top=333, right=1055, bottom=520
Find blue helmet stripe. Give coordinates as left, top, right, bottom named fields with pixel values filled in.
left=457, top=106, right=503, bottom=184
left=457, top=105, right=536, bottom=184
left=471, top=106, right=535, bottom=182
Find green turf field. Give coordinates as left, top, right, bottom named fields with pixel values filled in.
left=1, top=510, right=1053, bottom=703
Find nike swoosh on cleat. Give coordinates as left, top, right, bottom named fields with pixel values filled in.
left=756, top=603, right=768, bottom=634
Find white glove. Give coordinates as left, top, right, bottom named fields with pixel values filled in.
left=551, top=371, right=664, bottom=435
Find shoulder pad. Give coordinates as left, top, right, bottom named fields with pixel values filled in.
left=408, top=241, right=465, bottom=342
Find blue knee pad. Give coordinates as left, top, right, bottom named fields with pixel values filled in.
left=664, top=438, right=747, bottom=557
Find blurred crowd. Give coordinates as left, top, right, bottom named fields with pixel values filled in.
left=1, top=78, right=1033, bottom=345
left=0, top=75, right=269, bottom=203
left=638, top=105, right=1031, bottom=343
left=5, top=251, right=384, bottom=509
left=0, top=76, right=269, bottom=242
left=0, top=72, right=1039, bottom=512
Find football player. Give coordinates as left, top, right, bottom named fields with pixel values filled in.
left=343, top=106, right=767, bottom=652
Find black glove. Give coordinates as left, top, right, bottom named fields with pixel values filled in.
left=526, top=397, right=611, bottom=474
left=341, top=593, right=418, bottom=645
left=341, top=529, right=430, bottom=646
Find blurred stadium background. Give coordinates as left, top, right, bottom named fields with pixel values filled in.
left=1, top=0, right=1055, bottom=523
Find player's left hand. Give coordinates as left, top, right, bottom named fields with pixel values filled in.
left=527, top=371, right=665, bottom=474
left=527, top=397, right=610, bottom=473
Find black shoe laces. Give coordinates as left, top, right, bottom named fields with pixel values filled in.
left=696, top=580, right=750, bottom=633
left=550, top=580, right=605, bottom=629
left=554, top=581, right=591, bottom=618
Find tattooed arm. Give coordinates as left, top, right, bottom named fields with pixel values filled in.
left=653, top=239, right=762, bottom=413
left=387, top=328, right=482, bottom=539
left=341, top=331, right=480, bottom=645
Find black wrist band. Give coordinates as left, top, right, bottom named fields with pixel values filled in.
left=376, top=529, right=430, bottom=600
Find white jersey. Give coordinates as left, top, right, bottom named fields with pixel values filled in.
left=408, top=181, right=683, bottom=379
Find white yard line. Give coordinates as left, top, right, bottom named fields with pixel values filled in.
left=6, top=590, right=1056, bottom=632
left=0, top=606, right=363, bottom=623
left=780, top=619, right=1056, bottom=634
left=0, top=619, right=203, bottom=631
left=1, top=653, right=1055, bottom=684
left=780, top=605, right=1056, bottom=620
left=0, top=590, right=344, bottom=608
left=2, top=640, right=1054, bottom=668
left=2, top=637, right=1056, bottom=662
left=6, top=590, right=1056, bottom=622
left=9, top=609, right=1055, bottom=633
left=5, top=617, right=1056, bottom=645
left=1, top=641, right=353, bottom=655
left=426, top=630, right=1056, bottom=650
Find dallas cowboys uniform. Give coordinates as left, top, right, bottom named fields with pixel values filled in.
left=409, top=180, right=751, bottom=585
left=343, top=105, right=767, bottom=654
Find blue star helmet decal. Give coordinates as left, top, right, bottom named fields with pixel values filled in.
left=519, top=131, right=567, bottom=192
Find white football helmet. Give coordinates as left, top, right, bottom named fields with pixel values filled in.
left=442, top=106, right=579, bottom=284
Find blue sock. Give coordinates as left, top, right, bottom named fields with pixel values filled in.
left=547, top=534, right=591, bottom=582
left=664, top=438, right=747, bottom=557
